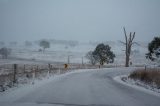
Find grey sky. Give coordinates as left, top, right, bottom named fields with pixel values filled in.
left=0, top=0, right=160, bottom=42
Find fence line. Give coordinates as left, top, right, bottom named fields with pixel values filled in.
left=0, top=63, right=101, bottom=91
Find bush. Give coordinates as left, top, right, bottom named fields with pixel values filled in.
left=129, top=69, right=160, bottom=88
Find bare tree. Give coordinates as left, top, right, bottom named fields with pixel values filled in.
left=85, top=51, right=97, bottom=65
left=121, top=27, right=135, bottom=67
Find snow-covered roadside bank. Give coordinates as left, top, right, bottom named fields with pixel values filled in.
left=114, top=75, right=160, bottom=97
left=0, top=69, right=96, bottom=102
left=0, top=74, right=62, bottom=102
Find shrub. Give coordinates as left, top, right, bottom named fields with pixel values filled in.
left=129, top=69, right=160, bottom=88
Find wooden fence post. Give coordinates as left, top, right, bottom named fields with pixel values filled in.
left=32, top=68, right=35, bottom=84
left=23, top=64, right=25, bottom=73
left=48, top=64, right=51, bottom=72
left=13, top=64, right=17, bottom=84
left=37, top=65, right=39, bottom=74
left=145, top=65, right=147, bottom=71
left=48, top=64, right=51, bottom=77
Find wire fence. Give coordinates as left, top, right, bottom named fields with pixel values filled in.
left=0, top=63, right=153, bottom=92
left=0, top=63, right=101, bottom=91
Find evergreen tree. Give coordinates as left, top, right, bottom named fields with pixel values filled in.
left=93, top=43, right=115, bottom=65
left=146, top=37, right=160, bottom=61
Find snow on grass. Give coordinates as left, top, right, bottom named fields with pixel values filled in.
left=114, top=75, right=160, bottom=98
left=0, top=73, right=68, bottom=102
left=2, top=41, right=150, bottom=66
left=0, top=68, right=96, bottom=102
left=0, top=76, right=56, bottom=102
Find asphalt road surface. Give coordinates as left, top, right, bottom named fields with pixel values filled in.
left=0, top=68, right=160, bottom=106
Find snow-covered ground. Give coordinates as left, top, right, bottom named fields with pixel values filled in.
left=114, top=75, right=160, bottom=98
left=0, top=41, right=150, bottom=66
left=0, top=74, right=68, bottom=106
left=1, top=41, right=159, bottom=105
left=0, top=68, right=160, bottom=106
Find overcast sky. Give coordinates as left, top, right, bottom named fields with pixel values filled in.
left=0, top=0, right=160, bottom=42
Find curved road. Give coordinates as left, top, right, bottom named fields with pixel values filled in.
left=0, top=68, right=160, bottom=106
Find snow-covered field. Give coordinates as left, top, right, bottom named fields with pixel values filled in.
left=0, top=41, right=150, bottom=66
left=0, top=41, right=152, bottom=90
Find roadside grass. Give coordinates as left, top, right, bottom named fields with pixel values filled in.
left=129, top=68, right=160, bottom=89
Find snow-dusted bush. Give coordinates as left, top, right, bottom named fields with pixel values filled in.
left=146, top=37, right=160, bottom=65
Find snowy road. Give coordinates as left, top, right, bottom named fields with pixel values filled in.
left=0, top=68, right=160, bottom=106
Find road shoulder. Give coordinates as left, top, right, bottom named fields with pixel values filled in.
left=114, top=75, right=160, bottom=98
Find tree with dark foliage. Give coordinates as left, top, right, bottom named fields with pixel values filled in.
left=39, top=40, right=50, bottom=52
left=146, top=37, right=160, bottom=61
left=0, top=47, right=11, bottom=59
left=92, top=43, right=115, bottom=65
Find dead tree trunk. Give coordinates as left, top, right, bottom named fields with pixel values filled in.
left=123, top=27, right=135, bottom=67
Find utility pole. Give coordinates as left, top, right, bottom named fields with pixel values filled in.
left=67, top=55, right=72, bottom=64
left=82, top=57, right=84, bottom=65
